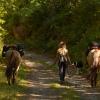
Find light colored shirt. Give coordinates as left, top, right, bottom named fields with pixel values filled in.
left=57, top=48, right=68, bottom=62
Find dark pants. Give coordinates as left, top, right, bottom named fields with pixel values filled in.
left=58, top=61, right=67, bottom=82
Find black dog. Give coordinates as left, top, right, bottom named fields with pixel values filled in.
left=73, top=60, right=83, bottom=74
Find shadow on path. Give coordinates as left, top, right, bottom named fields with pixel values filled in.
left=66, top=75, right=100, bottom=100
left=17, top=51, right=63, bottom=100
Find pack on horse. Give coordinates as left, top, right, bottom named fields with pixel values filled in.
left=87, top=42, right=100, bottom=87
left=2, top=44, right=24, bottom=85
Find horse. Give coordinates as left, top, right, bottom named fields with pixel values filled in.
left=2, top=45, right=22, bottom=85
left=87, top=48, right=100, bottom=87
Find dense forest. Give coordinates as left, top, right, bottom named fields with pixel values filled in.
left=0, top=0, right=100, bottom=61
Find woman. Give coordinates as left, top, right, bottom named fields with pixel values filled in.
left=55, top=41, right=71, bottom=83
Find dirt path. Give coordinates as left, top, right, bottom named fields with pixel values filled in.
left=18, top=51, right=100, bottom=100
left=66, top=75, right=100, bottom=100
left=18, top=51, right=64, bottom=100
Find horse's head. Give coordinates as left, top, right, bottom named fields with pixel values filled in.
left=16, top=44, right=24, bottom=57
left=10, top=44, right=24, bottom=57
left=2, top=45, right=10, bottom=57
left=2, top=44, right=24, bottom=57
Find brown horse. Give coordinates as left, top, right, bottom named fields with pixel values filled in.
left=87, top=48, right=100, bottom=87
left=2, top=45, right=22, bottom=85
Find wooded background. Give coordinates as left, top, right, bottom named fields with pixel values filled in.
left=0, top=0, right=100, bottom=61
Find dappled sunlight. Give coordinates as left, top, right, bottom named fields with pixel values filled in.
left=14, top=51, right=86, bottom=99
left=85, top=92, right=100, bottom=95
left=45, top=61, right=53, bottom=66
left=16, top=79, right=63, bottom=99
left=19, top=79, right=29, bottom=86
left=75, top=88, right=86, bottom=92
left=0, top=82, right=28, bottom=100
left=23, top=59, right=43, bottom=68
left=50, top=83, right=61, bottom=88
left=0, top=51, right=91, bottom=100
left=23, top=59, right=37, bottom=67
left=66, top=74, right=100, bottom=100
left=66, top=75, right=90, bottom=88
left=17, top=93, right=27, bottom=97
left=17, top=93, right=62, bottom=100
left=0, top=60, right=30, bottom=100
left=16, top=52, right=67, bottom=99
left=1, top=50, right=100, bottom=100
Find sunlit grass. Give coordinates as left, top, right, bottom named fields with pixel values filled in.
left=61, top=88, right=80, bottom=100
left=0, top=37, right=3, bottom=52
left=0, top=64, right=28, bottom=100
left=50, top=83, right=61, bottom=89
left=50, top=82, right=80, bottom=100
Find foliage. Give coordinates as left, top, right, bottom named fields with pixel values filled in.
left=50, top=83, right=80, bottom=100
left=0, top=0, right=99, bottom=98
left=0, top=0, right=99, bottom=61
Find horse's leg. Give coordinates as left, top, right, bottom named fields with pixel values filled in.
left=90, top=68, right=94, bottom=87
left=94, top=73, right=97, bottom=87
left=12, top=69, right=16, bottom=84
left=93, top=68, right=97, bottom=87
left=90, top=68, right=97, bottom=87
left=7, top=76, right=11, bottom=85
left=90, top=74, right=93, bottom=87
left=12, top=66, right=19, bottom=84
left=12, top=73, right=15, bottom=84
left=5, top=67, right=11, bottom=85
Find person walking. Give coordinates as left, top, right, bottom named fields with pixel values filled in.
left=55, top=41, right=71, bottom=84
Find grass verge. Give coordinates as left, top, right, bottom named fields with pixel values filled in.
left=50, top=82, right=80, bottom=100
left=0, top=63, right=29, bottom=100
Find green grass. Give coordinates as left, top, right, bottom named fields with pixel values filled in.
left=0, top=64, right=29, bottom=100
left=61, top=88, right=80, bottom=100
left=50, top=82, right=80, bottom=100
